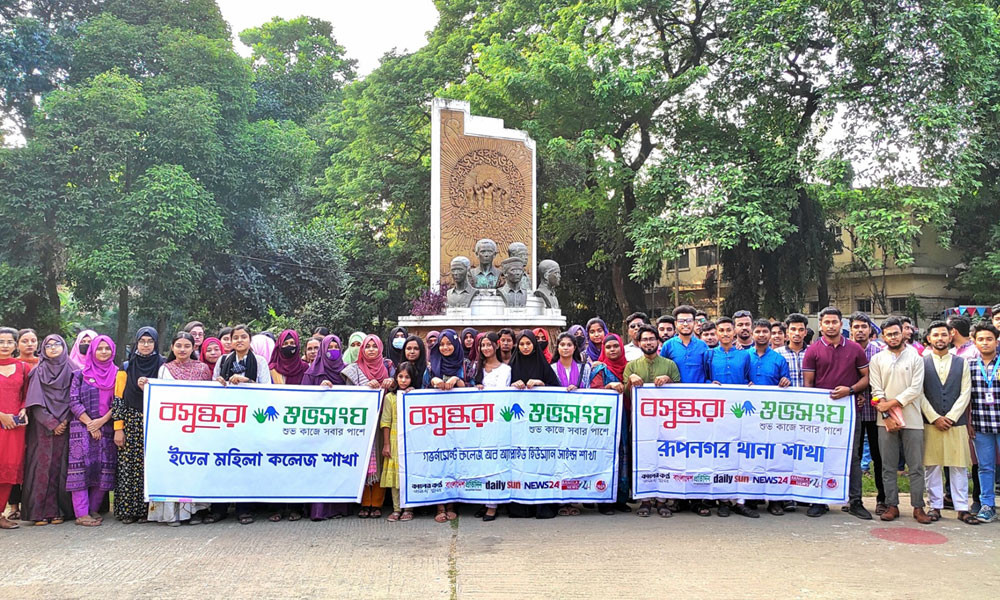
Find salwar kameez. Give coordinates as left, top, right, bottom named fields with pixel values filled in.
left=112, top=400, right=146, bottom=520
left=21, top=405, right=71, bottom=521
left=0, top=360, right=28, bottom=510
left=67, top=373, right=116, bottom=518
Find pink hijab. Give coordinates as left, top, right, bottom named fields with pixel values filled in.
left=69, top=329, right=98, bottom=370
left=357, top=334, right=388, bottom=382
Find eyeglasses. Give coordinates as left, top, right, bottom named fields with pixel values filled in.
left=137, top=338, right=155, bottom=346
left=43, top=342, right=62, bottom=349
left=628, top=323, right=641, bottom=329
left=676, top=318, right=694, bottom=324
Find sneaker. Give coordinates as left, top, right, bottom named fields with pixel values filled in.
left=976, top=505, right=997, bottom=523
left=806, top=504, right=827, bottom=518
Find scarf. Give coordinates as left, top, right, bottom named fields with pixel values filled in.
left=568, top=324, right=585, bottom=345
left=123, top=327, right=164, bottom=411
left=425, top=330, right=440, bottom=346
left=428, top=329, right=464, bottom=379
left=343, top=331, right=365, bottom=364
left=250, top=334, right=275, bottom=363
left=69, top=329, right=98, bottom=370
left=358, top=334, right=389, bottom=382
left=532, top=327, right=553, bottom=362
left=402, top=335, right=427, bottom=380
left=303, top=334, right=346, bottom=386
left=269, top=329, right=308, bottom=385
left=218, top=349, right=259, bottom=383
left=200, top=337, right=224, bottom=372
left=165, top=359, right=212, bottom=381
left=23, top=335, right=74, bottom=421
left=510, top=330, right=560, bottom=386
left=461, top=328, right=480, bottom=363
left=585, top=318, right=608, bottom=362
left=597, top=333, right=628, bottom=382
left=82, top=334, right=118, bottom=414
left=556, top=360, right=581, bottom=388
left=386, top=326, right=408, bottom=367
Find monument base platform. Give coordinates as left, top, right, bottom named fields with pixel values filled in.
left=397, top=311, right=567, bottom=340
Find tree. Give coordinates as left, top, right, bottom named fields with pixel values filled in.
left=239, top=16, right=357, bottom=124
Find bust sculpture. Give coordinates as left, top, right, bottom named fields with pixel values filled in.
left=446, top=256, right=477, bottom=308
left=508, top=241, right=530, bottom=277
left=534, top=259, right=561, bottom=310
left=469, top=238, right=501, bottom=289
left=498, top=257, right=528, bottom=307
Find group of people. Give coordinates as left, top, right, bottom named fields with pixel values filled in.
left=1, top=301, right=999, bottom=529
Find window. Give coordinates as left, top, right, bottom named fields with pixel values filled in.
left=856, top=298, right=872, bottom=313
left=669, top=249, right=690, bottom=271
left=807, top=301, right=819, bottom=314
left=889, top=297, right=908, bottom=313
left=829, top=224, right=845, bottom=255
left=696, top=245, right=718, bottom=267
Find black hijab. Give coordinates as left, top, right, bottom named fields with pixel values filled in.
left=386, top=326, right=408, bottom=367
left=124, top=326, right=165, bottom=411
left=509, top=330, right=560, bottom=386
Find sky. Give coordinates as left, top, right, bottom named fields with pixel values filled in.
left=215, top=0, right=440, bottom=75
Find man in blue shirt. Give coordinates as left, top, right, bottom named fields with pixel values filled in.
left=706, top=317, right=751, bottom=384
left=748, top=319, right=792, bottom=387
left=659, top=305, right=708, bottom=383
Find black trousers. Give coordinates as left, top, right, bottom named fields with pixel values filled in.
left=859, top=420, right=885, bottom=503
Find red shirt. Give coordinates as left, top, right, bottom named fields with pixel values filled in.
left=802, top=335, right=869, bottom=390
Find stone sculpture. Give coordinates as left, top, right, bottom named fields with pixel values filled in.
left=446, top=256, right=477, bottom=308
left=534, top=259, right=560, bottom=310
left=498, top=257, right=529, bottom=307
left=469, top=238, right=501, bottom=289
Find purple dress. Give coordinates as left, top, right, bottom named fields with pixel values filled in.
left=66, top=373, right=116, bottom=493
left=21, top=405, right=72, bottom=520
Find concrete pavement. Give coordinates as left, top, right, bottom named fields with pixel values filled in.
left=5, top=500, right=997, bottom=599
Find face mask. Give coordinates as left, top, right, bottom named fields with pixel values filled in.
left=538, top=341, right=548, bottom=351
left=326, top=349, right=341, bottom=361
left=280, top=346, right=297, bottom=358
left=78, top=343, right=90, bottom=356
left=391, top=338, right=405, bottom=350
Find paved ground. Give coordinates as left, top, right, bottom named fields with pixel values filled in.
left=5, top=499, right=998, bottom=599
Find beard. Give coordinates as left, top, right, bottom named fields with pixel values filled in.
left=641, top=345, right=658, bottom=356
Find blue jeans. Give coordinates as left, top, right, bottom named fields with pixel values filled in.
left=861, top=437, right=872, bottom=471
left=974, top=432, right=1000, bottom=508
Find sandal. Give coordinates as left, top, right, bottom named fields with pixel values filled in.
left=238, top=513, right=254, bottom=525
left=958, top=511, right=981, bottom=525
left=696, top=504, right=712, bottom=517
left=120, top=516, right=137, bottom=525
left=201, top=515, right=218, bottom=524
left=400, top=510, right=414, bottom=522
left=358, top=508, right=370, bottom=519
left=446, top=510, right=458, bottom=521
left=0, top=517, right=19, bottom=529
left=557, top=506, right=571, bottom=516
left=434, top=509, right=448, bottom=523
left=599, top=505, right=616, bottom=515
left=50, top=518, right=64, bottom=525
left=926, top=508, right=941, bottom=522
left=137, top=518, right=148, bottom=524
left=74, top=516, right=100, bottom=527
left=370, top=509, right=382, bottom=519
left=717, top=503, right=731, bottom=518
left=387, top=511, right=401, bottom=522
left=34, top=520, right=49, bottom=526
left=636, top=502, right=652, bottom=517
left=288, top=511, right=302, bottom=522
left=567, top=506, right=581, bottom=516
left=483, top=508, right=497, bottom=521
left=768, top=502, right=785, bottom=516
left=8, top=510, right=20, bottom=521
left=268, top=512, right=283, bottom=522
left=657, top=505, right=673, bottom=518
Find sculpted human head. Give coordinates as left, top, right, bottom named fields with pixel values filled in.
left=474, top=239, right=498, bottom=269
left=502, top=257, right=525, bottom=286
left=450, top=256, right=471, bottom=286
left=538, top=259, right=560, bottom=288
left=508, top=242, right=528, bottom=263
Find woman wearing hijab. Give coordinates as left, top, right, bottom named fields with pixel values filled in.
left=269, top=329, right=308, bottom=385
left=68, top=329, right=98, bottom=370
left=112, top=327, right=164, bottom=524
left=473, top=333, right=510, bottom=521
left=589, top=333, right=631, bottom=515
left=343, top=331, right=365, bottom=364
left=532, top=327, right=554, bottom=363
left=464, top=332, right=487, bottom=383
left=425, top=330, right=440, bottom=348
left=568, top=324, right=586, bottom=351
left=21, top=335, right=74, bottom=525
left=67, top=335, right=118, bottom=526
left=461, top=328, right=479, bottom=358
left=585, top=318, right=608, bottom=366
left=0, top=327, right=28, bottom=530
left=508, top=330, right=561, bottom=519
left=199, top=337, right=224, bottom=373
left=401, top=335, right=427, bottom=378
left=386, top=326, right=408, bottom=368
left=301, top=334, right=352, bottom=520
left=342, top=334, right=394, bottom=518
left=250, top=333, right=275, bottom=363
left=423, top=329, right=468, bottom=389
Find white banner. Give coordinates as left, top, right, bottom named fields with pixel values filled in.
left=143, top=380, right=381, bottom=503
left=398, top=388, right=622, bottom=507
left=632, top=384, right=856, bottom=503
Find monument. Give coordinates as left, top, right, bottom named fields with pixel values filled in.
left=399, top=98, right=566, bottom=334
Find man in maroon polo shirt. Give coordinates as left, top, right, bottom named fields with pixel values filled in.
left=803, top=306, right=872, bottom=519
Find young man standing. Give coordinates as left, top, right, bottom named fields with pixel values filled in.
left=776, top=313, right=809, bottom=388
left=992, top=304, right=1000, bottom=330
left=947, top=316, right=979, bottom=361
left=848, top=312, right=887, bottom=514
left=623, top=312, right=649, bottom=361
left=656, top=315, right=676, bottom=345
left=770, top=322, right=787, bottom=349
left=700, top=321, right=718, bottom=348
left=748, top=319, right=791, bottom=387
left=660, top=305, right=709, bottom=384
left=921, top=321, right=978, bottom=525
left=803, top=306, right=872, bottom=519
left=869, top=317, right=930, bottom=524
left=733, top=310, right=754, bottom=350
left=901, top=316, right=925, bottom=355
left=969, top=323, right=1000, bottom=523
left=625, top=325, right=681, bottom=518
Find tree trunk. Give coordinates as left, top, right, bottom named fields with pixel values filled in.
left=610, top=261, right=630, bottom=325
left=156, top=314, right=167, bottom=350
left=116, top=288, right=129, bottom=363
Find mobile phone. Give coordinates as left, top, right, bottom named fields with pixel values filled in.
left=12, top=414, right=25, bottom=426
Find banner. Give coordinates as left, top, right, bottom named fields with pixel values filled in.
left=398, top=388, right=622, bottom=507
left=143, top=380, right=382, bottom=503
left=632, top=384, right=856, bottom=503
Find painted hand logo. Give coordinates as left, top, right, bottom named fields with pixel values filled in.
left=252, top=406, right=280, bottom=423
left=500, top=403, right=526, bottom=422
left=741, top=401, right=756, bottom=416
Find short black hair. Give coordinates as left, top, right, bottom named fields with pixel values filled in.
left=700, top=320, right=716, bottom=332
left=231, top=324, right=252, bottom=337
left=498, top=327, right=515, bottom=339
left=881, top=317, right=903, bottom=333
left=946, top=315, right=971, bottom=338
left=626, top=312, right=649, bottom=325
left=818, top=306, right=842, bottom=320
left=848, top=311, right=871, bottom=326
left=770, top=322, right=787, bottom=333
left=991, top=303, right=1000, bottom=315
left=672, top=305, right=697, bottom=319
left=926, top=320, right=950, bottom=335
left=312, top=326, right=329, bottom=337
left=696, top=310, right=709, bottom=319
left=636, top=324, right=659, bottom=341
left=785, top=313, right=809, bottom=327
left=716, top=317, right=734, bottom=327
left=752, top=318, right=772, bottom=331
left=218, top=326, right=233, bottom=338
left=973, top=323, right=1000, bottom=340
left=900, top=316, right=914, bottom=325
left=656, top=315, right=675, bottom=325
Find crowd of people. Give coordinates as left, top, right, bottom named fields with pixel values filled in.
left=2, top=301, right=999, bottom=529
